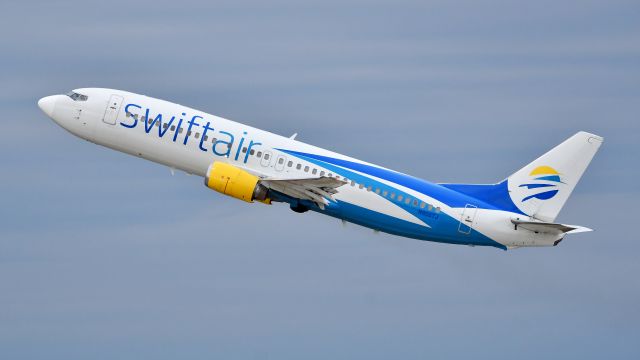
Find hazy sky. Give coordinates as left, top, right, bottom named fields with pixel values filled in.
left=1, top=1, right=639, bottom=359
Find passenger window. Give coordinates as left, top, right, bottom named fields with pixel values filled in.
left=257, top=151, right=262, bottom=158
left=435, top=207, right=441, bottom=213
left=211, top=138, right=217, bottom=143
left=304, top=166, right=309, bottom=172
left=250, top=149, right=255, bottom=155
left=328, top=173, right=333, bottom=177
left=265, top=154, right=270, bottom=160
left=187, top=130, right=192, bottom=136
left=195, top=132, right=200, bottom=139
left=312, top=168, right=317, bottom=175
left=320, top=171, right=325, bottom=176
left=367, top=186, right=372, bottom=192
left=179, top=128, right=184, bottom=134
left=390, top=193, right=395, bottom=199
left=278, top=158, right=284, bottom=164
left=413, top=199, right=418, bottom=206
left=204, top=135, right=208, bottom=141
left=156, top=122, right=160, bottom=127
left=171, top=125, right=176, bottom=131
left=397, top=195, right=403, bottom=202
left=351, top=180, right=355, bottom=186
left=242, top=147, right=247, bottom=153
left=420, top=202, right=426, bottom=209
left=358, top=184, right=364, bottom=189
left=163, top=123, right=168, bottom=129
left=382, top=190, right=388, bottom=196
left=405, top=198, right=411, bottom=204
left=296, top=164, right=302, bottom=170
left=375, top=188, right=380, bottom=194
left=428, top=204, right=433, bottom=211
left=288, top=161, right=293, bottom=167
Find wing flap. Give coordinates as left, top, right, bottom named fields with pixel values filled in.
left=262, top=176, right=347, bottom=207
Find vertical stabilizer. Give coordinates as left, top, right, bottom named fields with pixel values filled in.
left=506, top=131, right=603, bottom=222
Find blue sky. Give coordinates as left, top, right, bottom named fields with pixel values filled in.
left=1, top=1, right=639, bottom=358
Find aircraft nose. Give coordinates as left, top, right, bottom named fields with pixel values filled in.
left=38, top=95, right=57, bottom=118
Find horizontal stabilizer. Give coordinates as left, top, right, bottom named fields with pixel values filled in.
left=511, top=219, right=592, bottom=235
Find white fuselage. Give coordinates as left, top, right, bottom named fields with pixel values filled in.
left=38, top=88, right=566, bottom=250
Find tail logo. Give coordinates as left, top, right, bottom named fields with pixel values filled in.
left=518, top=166, right=563, bottom=202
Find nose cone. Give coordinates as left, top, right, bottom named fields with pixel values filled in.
left=38, top=95, right=57, bottom=118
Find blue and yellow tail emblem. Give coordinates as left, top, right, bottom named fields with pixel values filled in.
left=519, top=166, right=563, bottom=202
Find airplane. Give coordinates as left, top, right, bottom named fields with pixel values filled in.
left=38, top=88, right=603, bottom=250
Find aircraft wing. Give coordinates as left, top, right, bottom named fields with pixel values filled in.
left=231, top=163, right=347, bottom=208
left=262, top=177, right=347, bottom=208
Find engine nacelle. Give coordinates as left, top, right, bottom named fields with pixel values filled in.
left=205, top=162, right=269, bottom=203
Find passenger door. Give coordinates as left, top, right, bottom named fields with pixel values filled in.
left=458, top=204, right=478, bottom=234
left=103, top=94, right=124, bottom=125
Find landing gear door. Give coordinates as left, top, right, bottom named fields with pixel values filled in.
left=458, top=204, right=478, bottom=234
left=103, top=94, right=124, bottom=125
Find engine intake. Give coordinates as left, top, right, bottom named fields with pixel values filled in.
left=205, top=162, right=269, bottom=203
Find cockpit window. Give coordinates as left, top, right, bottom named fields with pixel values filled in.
left=66, top=91, right=88, bottom=101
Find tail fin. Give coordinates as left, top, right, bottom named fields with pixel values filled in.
left=506, top=131, right=603, bottom=222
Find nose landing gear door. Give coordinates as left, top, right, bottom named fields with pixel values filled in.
left=103, top=95, right=124, bottom=125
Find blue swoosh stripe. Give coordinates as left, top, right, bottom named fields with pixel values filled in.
left=522, top=190, right=558, bottom=202
left=267, top=158, right=507, bottom=250
left=276, top=149, right=525, bottom=215
left=277, top=150, right=434, bottom=227
left=519, top=183, right=556, bottom=189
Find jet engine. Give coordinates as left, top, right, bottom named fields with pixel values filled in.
left=205, top=162, right=269, bottom=203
